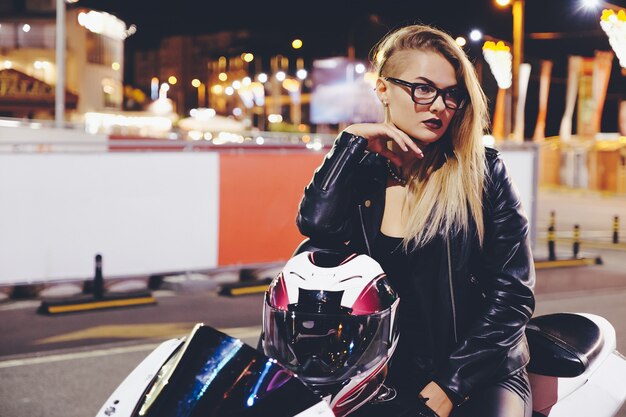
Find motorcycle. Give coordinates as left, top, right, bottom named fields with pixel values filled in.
left=95, top=251, right=626, bottom=417
left=95, top=314, right=626, bottom=417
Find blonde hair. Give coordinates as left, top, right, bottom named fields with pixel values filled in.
left=371, top=25, right=489, bottom=249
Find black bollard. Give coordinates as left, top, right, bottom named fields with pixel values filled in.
left=94, top=254, right=104, bottom=299
left=548, top=225, right=556, bottom=261
left=573, top=225, right=580, bottom=258
left=613, top=216, right=619, bottom=244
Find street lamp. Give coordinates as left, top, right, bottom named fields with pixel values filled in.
left=495, top=0, right=525, bottom=137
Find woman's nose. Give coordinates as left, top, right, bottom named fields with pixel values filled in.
left=429, top=95, right=446, bottom=113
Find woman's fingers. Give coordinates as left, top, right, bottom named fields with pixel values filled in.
left=345, top=123, right=423, bottom=160
left=385, top=124, right=424, bottom=158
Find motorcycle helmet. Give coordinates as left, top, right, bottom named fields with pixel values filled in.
left=262, top=250, right=400, bottom=417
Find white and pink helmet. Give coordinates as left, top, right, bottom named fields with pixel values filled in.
left=262, top=250, right=400, bottom=417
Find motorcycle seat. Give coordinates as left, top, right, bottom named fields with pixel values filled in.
left=525, top=313, right=605, bottom=377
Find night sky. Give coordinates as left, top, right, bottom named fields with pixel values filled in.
left=73, top=0, right=626, bottom=134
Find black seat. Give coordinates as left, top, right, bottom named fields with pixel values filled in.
left=526, top=313, right=605, bottom=377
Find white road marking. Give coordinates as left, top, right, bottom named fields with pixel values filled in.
left=0, top=343, right=159, bottom=368
left=0, top=300, right=41, bottom=311
left=0, top=325, right=262, bottom=369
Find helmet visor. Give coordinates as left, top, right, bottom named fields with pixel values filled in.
left=263, top=301, right=397, bottom=385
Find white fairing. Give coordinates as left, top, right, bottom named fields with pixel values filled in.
left=282, top=252, right=385, bottom=308
left=553, top=314, right=617, bottom=402
left=95, top=339, right=183, bottom=417
left=541, top=313, right=626, bottom=416
left=546, top=351, right=626, bottom=416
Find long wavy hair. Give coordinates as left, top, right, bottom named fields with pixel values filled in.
left=371, top=25, right=489, bottom=249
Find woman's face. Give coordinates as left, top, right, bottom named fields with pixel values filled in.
left=378, top=49, right=460, bottom=146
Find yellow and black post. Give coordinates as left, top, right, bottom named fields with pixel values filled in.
left=549, top=210, right=556, bottom=229
left=573, top=225, right=580, bottom=258
left=94, top=254, right=104, bottom=299
left=613, top=215, right=619, bottom=244
left=38, top=253, right=156, bottom=315
left=548, top=225, right=556, bottom=261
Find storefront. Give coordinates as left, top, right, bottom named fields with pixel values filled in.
left=0, top=68, right=78, bottom=118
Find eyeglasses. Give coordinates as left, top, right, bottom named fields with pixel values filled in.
left=383, top=77, right=467, bottom=110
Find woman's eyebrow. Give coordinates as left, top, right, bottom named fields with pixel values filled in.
left=415, top=76, right=458, bottom=89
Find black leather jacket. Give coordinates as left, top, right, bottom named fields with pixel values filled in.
left=296, top=131, right=536, bottom=404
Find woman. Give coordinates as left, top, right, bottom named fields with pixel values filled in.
left=296, top=25, right=535, bottom=417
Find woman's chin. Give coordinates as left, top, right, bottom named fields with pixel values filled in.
left=409, top=132, right=443, bottom=147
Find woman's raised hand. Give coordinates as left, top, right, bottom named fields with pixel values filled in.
left=344, top=123, right=424, bottom=168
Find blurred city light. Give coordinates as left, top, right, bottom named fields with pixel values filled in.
left=275, top=71, right=286, bottom=81
left=296, top=69, right=308, bottom=80
left=355, top=63, right=366, bottom=74
left=600, top=9, right=626, bottom=68
left=112, top=62, right=121, bottom=71
left=482, top=134, right=496, bottom=147
left=22, top=24, right=31, bottom=32
left=363, top=72, right=378, bottom=87
left=483, top=41, right=513, bottom=89
left=188, top=130, right=203, bottom=140
left=232, top=80, right=242, bottom=90
left=495, top=0, right=511, bottom=6
left=255, top=136, right=265, bottom=145
left=149, top=98, right=174, bottom=115
left=77, top=10, right=128, bottom=40
left=191, top=79, right=201, bottom=88
left=211, top=85, right=224, bottom=94
left=225, top=86, right=234, bottom=96
left=160, top=82, right=170, bottom=92
left=243, top=53, right=254, bottom=62
left=233, top=107, right=242, bottom=116
left=268, top=114, right=283, bottom=123
left=218, top=72, right=228, bottom=82
left=151, top=77, right=159, bottom=100
left=455, top=36, right=467, bottom=47
left=292, top=39, right=303, bottom=49
left=257, top=73, right=268, bottom=83
left=470, top=29, right=483, bottom=42
left=242, top=77, right=252, bottom=86
left=3, top=60, right=12, bottom=69
left=582, top=0, right=601, bottom=9
left=282, top=78, right=300, bottom=92
left=168, top=76, right=177, bottom=84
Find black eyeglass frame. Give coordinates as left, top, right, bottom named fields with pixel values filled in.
left=383, top=77, right=467, bottom=110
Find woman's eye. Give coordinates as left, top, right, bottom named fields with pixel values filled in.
left=415, top=85, right=433, bottom=94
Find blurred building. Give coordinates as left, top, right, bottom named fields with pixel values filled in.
left=133, top=31, right=316, bottom=128
left=0, top=0, right=130, bottom=118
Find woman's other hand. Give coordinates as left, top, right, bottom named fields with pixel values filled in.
left=419, top=381, right=454, bottom=417
left=344, top=123, right=424, bottom=168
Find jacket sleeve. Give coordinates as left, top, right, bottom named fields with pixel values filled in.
left=296, top=131, right=369, bottom=247
left=434, top=153, right=536, bottom=403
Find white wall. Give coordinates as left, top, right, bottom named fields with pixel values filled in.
left=499, top=146, right=538, bottom=247
left=0, top=152, right=219, bottom=284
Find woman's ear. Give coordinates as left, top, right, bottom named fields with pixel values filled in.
left=375, top=78, right=389, bottom=106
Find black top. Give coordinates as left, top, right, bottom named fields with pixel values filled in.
left=372, top=231, right=447, bottom=392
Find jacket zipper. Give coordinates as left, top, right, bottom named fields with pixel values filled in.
left=320, top=142, right=351, bottom=191
left=358, top=205, right=372, bottom=256
left=447, top=238, right=459, bottom=344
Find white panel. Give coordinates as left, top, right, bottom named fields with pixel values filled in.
left=0, top=153, right=219, bottom=284
left=499, top=147, right=537, bottom=247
